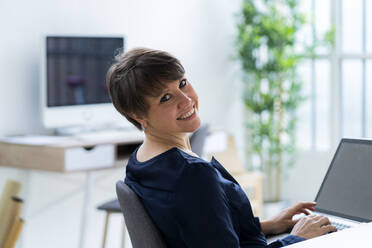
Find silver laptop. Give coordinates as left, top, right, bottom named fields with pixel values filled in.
left=313, top=138, right=372, bottom=230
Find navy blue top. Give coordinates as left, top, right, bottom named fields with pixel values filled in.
left=125, top=147, right=305, bottom=247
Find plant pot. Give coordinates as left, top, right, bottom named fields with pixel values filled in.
left=262, top=164, right=282, bottom=202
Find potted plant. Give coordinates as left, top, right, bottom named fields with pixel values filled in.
left=235, top=0, right=333, bottom=202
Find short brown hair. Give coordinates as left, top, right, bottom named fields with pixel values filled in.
left=106, top=48, right=185, bottom=130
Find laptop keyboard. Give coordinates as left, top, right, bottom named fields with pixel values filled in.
left=331, top=221, right=351, bottom=231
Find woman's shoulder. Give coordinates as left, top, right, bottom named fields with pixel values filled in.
left=174, top=148, right=208, bottom=165
left=128, top=146, right=209, bottom=167
left=125, top=147, right=215, bottom=192
left=126, top=147, right=216, bottom=181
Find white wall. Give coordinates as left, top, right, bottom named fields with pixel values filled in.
left=0, top=0, right=243, bottom=137
left=0, top=0, right=243, bottom=248
left=282, top=150, right=335, bottom=204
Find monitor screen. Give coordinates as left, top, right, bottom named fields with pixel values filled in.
left=315, top=139, right=372, bottom=222
left=46, top=36, right=123, bottom=107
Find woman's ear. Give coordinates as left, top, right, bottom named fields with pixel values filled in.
left=132, top=113, right=147, bottom=129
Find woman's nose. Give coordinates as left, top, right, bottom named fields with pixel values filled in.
left=178, top=92, right=192, bottom=109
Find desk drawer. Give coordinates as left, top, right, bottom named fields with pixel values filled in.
left=65, top=144, right=115, bottom=171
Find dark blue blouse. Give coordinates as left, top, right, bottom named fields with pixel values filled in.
left=125, top=147, right=305, bottom=247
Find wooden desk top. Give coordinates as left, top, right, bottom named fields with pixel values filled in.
left=0, top=133, right=144, bottom=172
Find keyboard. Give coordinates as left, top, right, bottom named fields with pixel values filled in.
left=331, top=221, right=351, bottom=231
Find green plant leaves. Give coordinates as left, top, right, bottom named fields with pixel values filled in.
left=236, top=1, right=333, bottom=193
left=236, top=0, right=307, bottom=181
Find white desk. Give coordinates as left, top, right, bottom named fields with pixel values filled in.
left=287, top=222, right=372, bottom=247
left=0, top=132, right=144, bottom=248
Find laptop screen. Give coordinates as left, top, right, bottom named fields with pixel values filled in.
left=315, top=139, right=372, bottom=222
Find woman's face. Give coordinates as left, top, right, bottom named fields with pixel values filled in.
left=143, top=77, right=201, bottom=135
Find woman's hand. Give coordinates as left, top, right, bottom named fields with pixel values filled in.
left=290, top=215, right=337, bottom=239
left=261, top=201, right=316, bottom=235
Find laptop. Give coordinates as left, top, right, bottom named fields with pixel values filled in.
left=313, top=138, right=372, bottom=230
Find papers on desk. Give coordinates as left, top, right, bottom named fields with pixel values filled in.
left=0, top=135, right=70, bottom=146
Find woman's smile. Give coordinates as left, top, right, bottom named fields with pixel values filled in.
left=177, top=105, right=197, bottom=120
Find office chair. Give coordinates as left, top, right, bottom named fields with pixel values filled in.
left=116, top=181, right=167, bottom=248
left=96, top=199, right=126, bottom=248
left=188, top=123, right=209, bottom=157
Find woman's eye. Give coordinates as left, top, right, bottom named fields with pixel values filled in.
left=160, top=94, right=170, bottom=103
left=179, top=79, right=187, bottom=88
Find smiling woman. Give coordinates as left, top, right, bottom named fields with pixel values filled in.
left=141, top=76, right=200, bottom=135
left=106, top=48, right=336, bottom=247
left=106, top=48, right=201, bottom=158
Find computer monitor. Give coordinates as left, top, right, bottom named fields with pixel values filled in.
left=40, top=35, right=129, bottom=130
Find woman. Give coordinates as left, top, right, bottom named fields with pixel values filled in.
left=106, top=48, right=336, bottom=247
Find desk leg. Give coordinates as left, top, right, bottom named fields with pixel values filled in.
left=78, top=171, right=94, bottom=248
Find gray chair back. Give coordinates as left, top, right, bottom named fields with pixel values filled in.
left=189, top=123, right=209, bottom=157
left=116, top=180, right=167, bottom=248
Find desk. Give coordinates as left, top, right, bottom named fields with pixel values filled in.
left=0, top=132, right=144, bottom=248
left=287, top=222, right=372, bottom=247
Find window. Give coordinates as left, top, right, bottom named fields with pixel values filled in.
left=296, top=0, right=331, bottom=151
left=296, top=0, right=372, bottom=151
